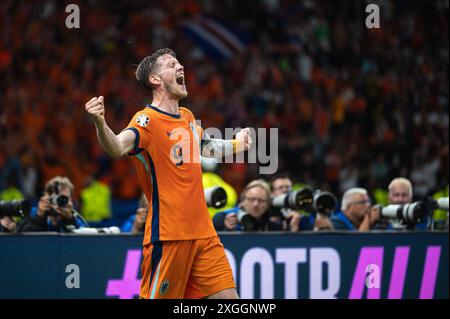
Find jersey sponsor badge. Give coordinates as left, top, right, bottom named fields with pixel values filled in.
left=136, top=114, right=150, bottom=127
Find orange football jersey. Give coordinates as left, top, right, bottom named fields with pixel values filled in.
left=125, top=105, right=217, bottom=245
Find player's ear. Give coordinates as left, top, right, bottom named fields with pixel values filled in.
left=149, top=74, right=161, bottom=86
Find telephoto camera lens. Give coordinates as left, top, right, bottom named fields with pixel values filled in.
left=0, top=199, right=31, bottom=218
left=380, top=201, right=427, bottom=225
left=436, top=197, right=449, bottom=211
left=204, top=186, right=227, bottom=209
left=271, top=187, right=314, bottom=211
left=313, top=190, right=337, bottom=216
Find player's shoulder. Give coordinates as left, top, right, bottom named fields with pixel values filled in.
left=130, top=106, right=153, bottom=128
left=179, top=106, right=196, bottom=121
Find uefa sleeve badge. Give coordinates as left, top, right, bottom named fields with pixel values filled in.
left=136, top=114, right=150, bottom=127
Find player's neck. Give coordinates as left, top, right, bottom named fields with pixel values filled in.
left=151, top=96, right=180, bottom=115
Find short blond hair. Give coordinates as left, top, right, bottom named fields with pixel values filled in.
left=45, top=176, right=74, bottom=194
left=240, top=179, right=271, bottom=203
left=388, top=177, right=413, bottom=197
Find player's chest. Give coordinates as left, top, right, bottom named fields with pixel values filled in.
left=152, top=120, right=201, bottom=167
left=153, top=120, right=199, bottom=147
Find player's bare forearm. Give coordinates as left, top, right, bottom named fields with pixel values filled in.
left=85, top=96, right=135, bottom=158
left=201, top=138, right=239, bottom=158
left=201, top=128, right=252, bottom=158
left=94, top=121, right=126, bottom=158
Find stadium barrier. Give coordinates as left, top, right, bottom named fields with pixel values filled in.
left=0, top=231, right=448, bottom=299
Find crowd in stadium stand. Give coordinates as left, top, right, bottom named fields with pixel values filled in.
left=1, top=0, right=448, bottom=231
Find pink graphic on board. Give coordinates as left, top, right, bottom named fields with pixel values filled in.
left=106, top=249, right=142, bottom=299
left=419, top=246, right=441, bottom=299
left=387, top=246, right=410, bottom=299
left=349, top=247, right=384, bottom=299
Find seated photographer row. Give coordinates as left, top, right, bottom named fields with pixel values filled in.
left=2, top=174, right=448, bottom=233
left=0, top=176, right=88, bottom=233
left=211, top=175, right=449, bottom=232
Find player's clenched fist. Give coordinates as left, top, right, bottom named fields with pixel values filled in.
left=85, top=96, right=105, bottom=125
left=236, top=127, right=253, bottom=151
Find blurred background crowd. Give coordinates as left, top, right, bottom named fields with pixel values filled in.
left=1, top=0, right=448, bottom=230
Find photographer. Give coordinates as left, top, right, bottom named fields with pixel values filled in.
left=374, top=177, right=431, bottom=230
left=270, top=174, right=301, bottom=231
left=18, top=176, right=88, bottom=232
left=121, top=193, right=148, bottom=233
left=331, top=188, right=380, bottom=231
left=213, top=179, right=283, bottom=231
left=389, top=177, right=431, bottom=230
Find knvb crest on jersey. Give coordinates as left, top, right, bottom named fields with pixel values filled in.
left=136, top=114, right=150, bottom=127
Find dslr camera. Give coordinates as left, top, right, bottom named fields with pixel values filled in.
left=236, top=209, right=259, bottom=231
left=235, top=208, right=281, bottom=231
left=45, top=181, right=70, bottom=216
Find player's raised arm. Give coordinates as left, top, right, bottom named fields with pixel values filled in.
left=85, top=96, right=136, bottom=158
left=201, top=127, right=253, bottom=159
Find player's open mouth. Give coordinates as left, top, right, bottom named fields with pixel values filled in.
left=176, top=74, right=185, bottom=86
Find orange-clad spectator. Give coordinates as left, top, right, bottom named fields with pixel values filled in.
left=331, top=95, right=346, bottom=125
left=0, top=49, right=12, bottom=70
left=297, top=97, right=314, bottom=124
left=348, top=97, right=366, bottom=114
left=314, top=104, right=329, bottom=139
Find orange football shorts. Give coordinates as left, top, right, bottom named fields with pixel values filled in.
left=139, top=236, right=236, bottom=299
